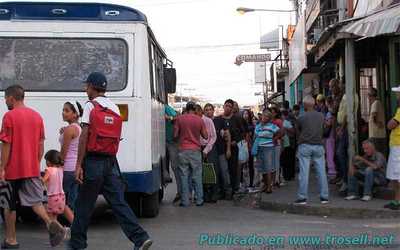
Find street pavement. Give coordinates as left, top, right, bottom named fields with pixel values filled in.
left=1, top=183, right=400, bottom=250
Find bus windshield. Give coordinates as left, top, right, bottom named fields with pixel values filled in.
left=0, top=38, right=128, bottom=92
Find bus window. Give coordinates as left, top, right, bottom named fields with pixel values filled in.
left=0, top=38, right=128, bottom=91
left=156, top=54, right=165, bottom=103
left=150, top=43, right=158, bottom=99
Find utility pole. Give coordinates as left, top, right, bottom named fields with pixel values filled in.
left=345, top=39, right=358, bottom=163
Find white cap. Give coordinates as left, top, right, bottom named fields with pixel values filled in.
left=392, top=86, right=400, bottom=92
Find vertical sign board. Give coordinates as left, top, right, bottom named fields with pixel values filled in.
left=289, top=12, right=307, bottom=84
left=254, top=62, right=266, bottom=84
left=305, top=0, right=320, bottom=32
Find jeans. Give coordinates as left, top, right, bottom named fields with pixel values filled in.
left=178, top=150, right=203, bottom=206
left=63, top=171, right=78, bottom=210
left=256, top=146, right=275, bottom=174
left=348, top=168, right=386, bottom=196
left=297, top=144, right=329, bottom=200
left=69, top=155, right=149, bottom=249
left=167, top=142, right=181, bottom=195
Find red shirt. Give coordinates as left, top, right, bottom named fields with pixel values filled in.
left=272, top=118, right=283, bottom=129
left=174, top=114, right=206, bottom=151
left=0, top=106, right=45, bottom=180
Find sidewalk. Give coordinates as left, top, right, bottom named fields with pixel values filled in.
left=233, top=174, right=400, bottom=219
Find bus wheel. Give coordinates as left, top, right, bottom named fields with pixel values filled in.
left=125, top=192, right=141, bottom=217
left=141, top=192, right=159, bottom=218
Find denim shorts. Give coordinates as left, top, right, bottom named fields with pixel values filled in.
left=256, top=146, right=275, bottom=174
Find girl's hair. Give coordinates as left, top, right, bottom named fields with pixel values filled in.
left=44, top=150, right=63, bottom=166
left=64, top=101, right=83, bottom=117
left=242, top=109, right=253, bottom=125
left=204, top=103, right=214, bottom=110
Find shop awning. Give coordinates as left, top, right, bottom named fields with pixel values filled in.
left=340, top=3, right=400, bottom=38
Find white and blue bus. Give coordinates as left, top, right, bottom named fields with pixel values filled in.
left=0, top=1, right=176, bottom=217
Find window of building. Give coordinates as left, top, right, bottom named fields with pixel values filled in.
left=359, top=67, right=377, bottom=121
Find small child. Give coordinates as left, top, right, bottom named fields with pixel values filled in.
left=42, top=150, right=74, bottom=225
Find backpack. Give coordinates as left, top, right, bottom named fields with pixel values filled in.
left=87, top=101, right=122, bottom=156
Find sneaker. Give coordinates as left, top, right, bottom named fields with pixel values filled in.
left=345, top=195, right=359, bottom=200
left=339, top=183, right=347, bottom=192
left=48, top=221, right=66, bottom=247
left=293, top=199, right=307, bottom=205
left=320, top=198, right=329, bottom=204
left=361, top=195, right=372, bottom=202
left=384, top=201, right=400, bottom=210
left=134, top=239, right=153, bottom=250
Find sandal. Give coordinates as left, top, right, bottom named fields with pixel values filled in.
left=1, top=240, right=19, bottom=249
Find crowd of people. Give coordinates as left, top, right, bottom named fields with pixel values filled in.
left=165, top=98, right=300, bottom=205
left=0, top=73, right=400, bottom=249
left=166, top=78, right=400, bottom=210
left=0, top=72, right=153, bottom=250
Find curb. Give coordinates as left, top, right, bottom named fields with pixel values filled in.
left=233, top=192, right=400, bottom=219
left=259, top=200, right=400, bottom=219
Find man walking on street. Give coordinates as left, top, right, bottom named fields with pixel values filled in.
left=68, top=72, right=152, bottom=250
left=0, top=85, right=66, bottom=249
left=174, top=102, right=208, bottom=207
left=295, top=95, right=329, bottom=205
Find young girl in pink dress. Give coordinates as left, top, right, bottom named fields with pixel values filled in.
left=42, top=150, right=74, bottom=224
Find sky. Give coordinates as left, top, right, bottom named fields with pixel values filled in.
left=9, top=0, right=295, bottom=106
left=131, top=0, right=295, bottom=106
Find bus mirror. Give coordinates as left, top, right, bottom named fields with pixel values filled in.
left=164, top=68, right=176, bottom=93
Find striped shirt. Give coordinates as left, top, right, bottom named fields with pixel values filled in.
left=255, top=122, right=279, bottom=147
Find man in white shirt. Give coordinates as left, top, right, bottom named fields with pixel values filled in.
left=368, top=88, right=387, bottom=156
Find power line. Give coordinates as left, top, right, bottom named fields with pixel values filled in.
left=135, top=0, right=210, bottom=7
left=166, top=40, right=280, bottom=51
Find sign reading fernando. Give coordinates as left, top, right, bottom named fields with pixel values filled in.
left=235, top=54, right=271, bottom=66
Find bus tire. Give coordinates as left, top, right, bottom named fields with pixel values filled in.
left=141, top=192, right=159, bottom=218
left=125, top=192, right=141, bottom=217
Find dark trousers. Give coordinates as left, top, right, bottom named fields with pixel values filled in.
left=63, top=171, right=78, bottom=210
left=69, top=155, right=149, bottom=249
left=335, top=129, right=349, bottom=182
left=203, top=146, right=220, bottom=202
left=248, top=153, right=255, bottom=187
left=281, top=147, right=296, bottom=181
left=228, top=145, right=239, bottom=191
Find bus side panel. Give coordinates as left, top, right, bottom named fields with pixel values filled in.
left=123, top=24, right=160, bottom=194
